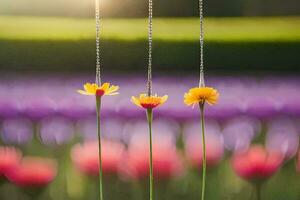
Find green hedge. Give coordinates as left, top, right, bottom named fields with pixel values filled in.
left=1, top=39, right=299, bottom=72
left=0, top=16, right=300, bottom=72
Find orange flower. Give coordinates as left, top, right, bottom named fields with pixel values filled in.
left=131, top=94, right=168, bottom=109
left=77, top=82, right=119, bottom=97
left=184, top=87, right=219, bottom=107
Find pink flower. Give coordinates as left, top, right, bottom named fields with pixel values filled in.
left=6, top=157, right=57, bottom=187
left=232, top=145, right=283, bottom=182
left=120, top=142, right=184, bottom=180
left=183, top=121, right=224, bottom=168
left=71, top=140, right=125, bottom=177
left=185, top=137, right=223, bottom=168
left=0, top=146, right=22, bottom=178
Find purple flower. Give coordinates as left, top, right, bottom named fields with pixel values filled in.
left=1, top=118, right=33, bottom=144
left=20, top=97, right=56, bottom=120
left=39, top=116, right=74, bottom=146
left=266, top=117, right=299, bottom=159
left=222, top=116, right=261, bottom=152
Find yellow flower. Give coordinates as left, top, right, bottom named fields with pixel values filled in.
left=77, top=82, right=119, bottom=97
left=131, top=94, right=168, bottom=109
left=184, top=87, right=219, bottom=107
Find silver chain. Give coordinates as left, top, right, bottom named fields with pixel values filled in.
left=147, top=0, right=153, bottom=96
left=95, top=0, right=101, bottom=86
left=199, top=0, right=205, bottom=87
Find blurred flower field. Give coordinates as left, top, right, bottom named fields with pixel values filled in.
left=0, top=74, right=300, bottom=200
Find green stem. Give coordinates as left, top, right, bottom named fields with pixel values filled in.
left=200, top=103, right=206, bottom=200
left=96, top=97, right=103, bottom=200
left=147, top=109, right=154, bottom=200
left=256, top=184, right=261, bottom=200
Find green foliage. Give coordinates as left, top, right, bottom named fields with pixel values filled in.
left=0, top=16, right=300, bottom=72
left=1, top=16, right=300, bottom=42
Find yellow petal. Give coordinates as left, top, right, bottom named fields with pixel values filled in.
left=106, top=85, right=119, bottom=95
left=184, top=93, right=198, bottom=106
left=139, top=94, right=147, bottom=100
left=110, top=85, right=119, bottom=92
left=83, top=83, right=92, bottom=92
left=85, top=83, right=98, bottom=94
left=77, top=90, right=92, bottom=95
left=101, top=83, right=110, bottom=92
left=160, top=95, right=168, bottom=104
left=131, top=96, right=142, bottom=107
left=107, top=92, right=119, bottom=96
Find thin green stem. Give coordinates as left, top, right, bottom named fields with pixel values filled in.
left=96, top=97, right=103, bottom=200
left=256, top=184, right=261, bottom=200
left=200, top=103, right=206, bottom=200
left=147, top=108, right=153, bottom=200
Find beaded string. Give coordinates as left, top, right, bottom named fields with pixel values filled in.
left=147, top=0, right=153, bottom=96
left=95, top=0, right=101, bottom=85
left=199, top=0, right=205, bottom=87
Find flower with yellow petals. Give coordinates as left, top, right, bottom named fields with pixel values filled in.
left=131, top=94, right=168, bottom=109
left=78, top=82, right=119, bottom=97
left=184, top=87, right=219, bottom=107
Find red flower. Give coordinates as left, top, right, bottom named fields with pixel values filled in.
left=71, top=140, right=125, bottom=177
left=185, top=137, right=223, bottom=168
left=232, top=145, right=283, bottom=183
left=120, top=142, right=184, bottom=180
left=0, top=146, right=22, bottom=178
left=6, top=157, right=57, bottom=187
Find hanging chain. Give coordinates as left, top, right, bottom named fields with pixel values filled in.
left=147, top=0, right=153, bottom=96
left=95, top=0, right=102, bottom=86
left=199, top=0, right=205, bottom=87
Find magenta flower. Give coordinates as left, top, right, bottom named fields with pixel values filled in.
left=232, top=145, right=283, bottom=183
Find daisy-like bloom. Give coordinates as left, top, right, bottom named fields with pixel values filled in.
left=184, top=87, right=219, bottom=107
left=131, top=94, right=168, bottom=109
left=77, top=82, right=119, bottom=97
left=183, top=86, right=219, bottom=200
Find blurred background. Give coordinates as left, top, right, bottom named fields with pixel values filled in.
left=0, top=0, right=300, bottom=199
